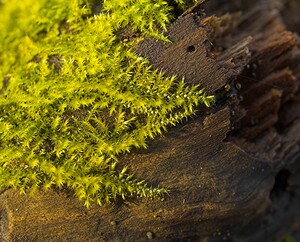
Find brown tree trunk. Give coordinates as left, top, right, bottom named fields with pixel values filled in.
left=1, top=0, right=299, bottom=241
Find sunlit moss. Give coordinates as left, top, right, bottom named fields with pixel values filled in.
left=0, top=0, right=212, bottom=206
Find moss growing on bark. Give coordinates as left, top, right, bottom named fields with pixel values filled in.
left=0, top=0, right=212, bottom=206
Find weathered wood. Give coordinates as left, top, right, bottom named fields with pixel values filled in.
left=0, top=109, right=275, bottom=241
left=0, top=0, right=300, bottom=241
left=136, top=13, right=250, bottom=94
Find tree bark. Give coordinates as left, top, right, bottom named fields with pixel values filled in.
left=1, top=0, right=300, bottom=241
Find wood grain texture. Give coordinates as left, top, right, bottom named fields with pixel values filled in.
left=0, top=109, right=274, bottom=242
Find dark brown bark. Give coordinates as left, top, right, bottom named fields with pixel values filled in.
left=1, top=0, right=300, bottom=241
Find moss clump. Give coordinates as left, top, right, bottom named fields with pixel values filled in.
left=0, top=0, right=212, bottom=206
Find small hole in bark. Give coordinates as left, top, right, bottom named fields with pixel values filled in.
left=270, top=169, right=290, bottom=199
left=187, top=45, right=196, bottom=52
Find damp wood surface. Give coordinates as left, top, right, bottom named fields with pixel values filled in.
left=1, top=0, right=300, bottom=241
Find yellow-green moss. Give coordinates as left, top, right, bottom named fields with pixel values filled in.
left=0, top=0, right=212, bottom=206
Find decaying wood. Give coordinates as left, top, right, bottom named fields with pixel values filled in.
left=1, top=0, right=300, bottom=241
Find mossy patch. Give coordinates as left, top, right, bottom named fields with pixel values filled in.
left=0, top=0, right=212, bottom=206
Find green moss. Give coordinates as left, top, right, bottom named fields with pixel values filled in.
left=0, top=0, right=213, bottom=206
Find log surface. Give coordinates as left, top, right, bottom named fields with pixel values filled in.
left=1, top=0, right=300, bottom=241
